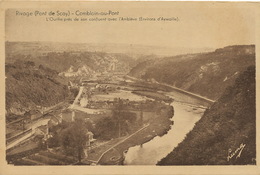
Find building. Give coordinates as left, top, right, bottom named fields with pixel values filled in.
left=86, top=131, right=96, bottom=147
left=35, top=125, right=49, bottom=140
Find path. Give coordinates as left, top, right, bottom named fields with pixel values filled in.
left=69, top=86, right=84, bottom=109
left=95, top=123, right=150, bottom=164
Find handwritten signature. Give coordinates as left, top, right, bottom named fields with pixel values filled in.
left=227, top=143, right=246, bottom=161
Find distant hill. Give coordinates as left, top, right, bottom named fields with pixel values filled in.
left=5, top=60, right=70, bottom=116
left=158, top=65, right=256, bottom=165
left=5, top=41, right=213, bottom=57
left=129, top=45, right=255, bottom=100
left=5, top=42, right=146, bottom=77
left=4, top=42, right=156, bottom=118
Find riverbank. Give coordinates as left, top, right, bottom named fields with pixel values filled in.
left=97, top=105, right=174, bottom=165
left=158, top=66, right=256, bottom=165
left=124, top=101, right=205, bottom=165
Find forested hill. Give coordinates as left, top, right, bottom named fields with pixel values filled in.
left=129, top=45, right=255, bottom=100
left=6, top=60, right=70, bottom=117
left=158, top=65, right=256, bottom=165
left=5, top=41, right=147, bottom=76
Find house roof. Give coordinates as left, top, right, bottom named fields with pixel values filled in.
left=37, top=125, right=48, bottom=133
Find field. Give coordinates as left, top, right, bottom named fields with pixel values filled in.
left=132, top=90, right=173, bottom=103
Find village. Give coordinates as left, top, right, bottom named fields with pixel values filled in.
left=6, top=75, right=174, bottom=165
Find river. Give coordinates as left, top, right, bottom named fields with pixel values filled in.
left=124, top=96, right=205, bottom=165
left=70, top=78, right=210, bottom=165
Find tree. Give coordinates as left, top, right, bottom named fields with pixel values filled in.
left=112, top=98, right=124, bottom=137
left=112, top=98, right=137, bottom=137
left=60, top=118, right=88, bottom=163
left=94, top=117, right=117, bottom=140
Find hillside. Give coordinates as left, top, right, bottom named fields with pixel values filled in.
left=6, top=60, right=70, bottom=117
left=6, top=42, right=147, bottom=78
left=6, top=51, right=136, bottom=77
left=158, top=65, right=256, bottom=165
left=5, top=41, right=213, bottom=57
left=129, top=45, right=255, bottom=100
left=5, top=42, right=153, bottom=119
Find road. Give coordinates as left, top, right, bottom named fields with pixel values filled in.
left=69, top=86, right=84, bottom=109
left=95, top=123, right=150, bottom=164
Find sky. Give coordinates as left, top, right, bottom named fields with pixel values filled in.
left=5, top=3, right=255, bottom=49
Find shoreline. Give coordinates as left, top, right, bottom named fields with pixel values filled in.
left=97, top=105, right=174, bottom=165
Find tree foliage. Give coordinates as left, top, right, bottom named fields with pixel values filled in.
left=60, top=119, right=88, bottom=162
left=94, top=99, right=137, bottom=140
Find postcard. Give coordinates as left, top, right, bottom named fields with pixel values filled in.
left=0, top=1, right=259, bottom=175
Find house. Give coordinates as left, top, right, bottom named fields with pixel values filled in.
left=35, top=125, right=49, bottom=140
left=48, top=115, right=61, bottom=127
left=86, top=131, right=96, bottom=147
left=26, top=110, right=42, bottom=121
left=61, top=110, right=75, bottom=123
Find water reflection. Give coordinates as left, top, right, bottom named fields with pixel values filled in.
left=124, top=102, right=204, bottom=165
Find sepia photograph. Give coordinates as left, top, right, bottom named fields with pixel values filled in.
left=0, top=1, right=259, bottom=175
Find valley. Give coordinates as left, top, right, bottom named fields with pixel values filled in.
left=5, top=42, right=256, bottom=166
left=6, top=73, right=175, bottom=165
